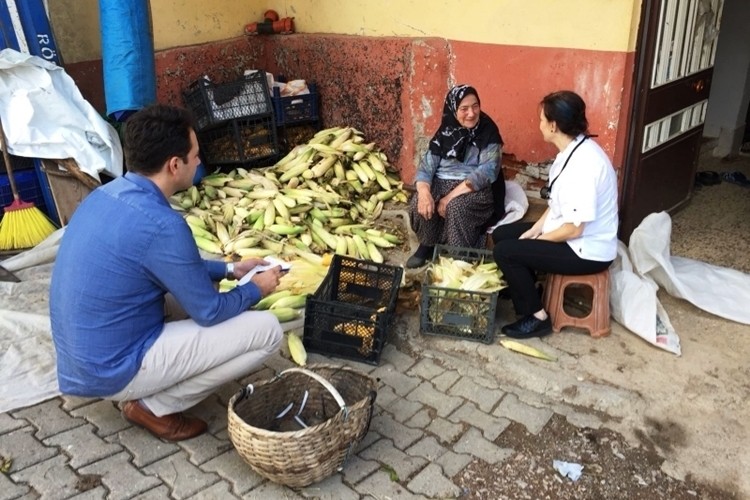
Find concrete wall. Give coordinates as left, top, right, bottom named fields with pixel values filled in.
left=51, top=0, right=643, bottom=185
left=703, top=0, right=750, bottom=156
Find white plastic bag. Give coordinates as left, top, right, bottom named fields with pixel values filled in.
left=610, top=241, right=681, bottom=355
left=486, top=180, right=530, bottom=233
left=629, top=212, right=750, bottom=325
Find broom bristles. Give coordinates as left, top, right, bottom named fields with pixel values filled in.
left=0, top=199, right=57, bottom=250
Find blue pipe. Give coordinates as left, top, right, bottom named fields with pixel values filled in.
left=99, top=0, right=156, bottom=120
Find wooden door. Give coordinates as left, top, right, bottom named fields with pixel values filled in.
left=620, top=0, right=724, bottom=240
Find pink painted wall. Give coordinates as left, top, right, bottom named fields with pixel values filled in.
left=451, top=42, right=631, bottom=167
left=65, top=34, right=634, bottom=188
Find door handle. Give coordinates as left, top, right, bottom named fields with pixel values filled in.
left=691, top=79, right=706, bottom=93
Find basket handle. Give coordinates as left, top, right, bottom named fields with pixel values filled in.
left=278, top=367, right=347, bottom=413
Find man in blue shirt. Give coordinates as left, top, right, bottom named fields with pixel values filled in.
left=50, top=105, right=284, bottom=441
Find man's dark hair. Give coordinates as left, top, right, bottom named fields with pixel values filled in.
left=541, top=91, right=589, bottom=137
left=123, top=105, right=196, bottom=175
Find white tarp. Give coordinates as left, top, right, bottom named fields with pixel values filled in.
left=629, top=212, right=750, bottom=325
left=0, top=229, right=305, bottom=413
left=610, top=211, right=750, bottom=356
left=0, top=49, right=123, bottom=180
left=0, top=229, right=62, bottom=413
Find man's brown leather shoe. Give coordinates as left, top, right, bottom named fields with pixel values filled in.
left=122, top=401, right=207, bottom=441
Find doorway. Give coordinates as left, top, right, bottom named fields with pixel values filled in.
left=621, top=0, right=750, bottom=243
left=620, top=0, right=725, bottom=242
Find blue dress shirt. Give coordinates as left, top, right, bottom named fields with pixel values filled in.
left=50, top=172, right=262, bottom=397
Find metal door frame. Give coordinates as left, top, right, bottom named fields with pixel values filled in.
left=621, top=0, right=722, bottom=240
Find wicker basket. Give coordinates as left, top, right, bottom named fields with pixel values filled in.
left=227, top=364, right=377, bottom=488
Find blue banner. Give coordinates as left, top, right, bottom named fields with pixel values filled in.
left=0, top=0, right=21, bottom=51
left=15, top=0, right=60, bottom=64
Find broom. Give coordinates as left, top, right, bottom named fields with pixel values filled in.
left=0, top=116, right=57, bottom=251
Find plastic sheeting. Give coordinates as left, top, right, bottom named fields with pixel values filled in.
left=99, top=0, right=156, bottom=119
left=0, top=230, right=63, bottom=413
left=629, top=212, right=750, bottom=325
left=0, top=229, right=304, bottom=413
left=610, top=211, right=750, bottom=356
left=486, top=180, right=530, bottom=233
left=0, top=49, right=123, bottom=179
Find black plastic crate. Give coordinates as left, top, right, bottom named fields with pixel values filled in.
left=184, top=72, right=274, bottom=132
left=197, top=115, right=279, bottom=167
left=0, top=169, right=48, bottom=218
left=420, top=245, right=500, bottom=344
left=303, top=255, right=403, bottom=365
left=277, top=121, right=321, bottom=155
left=272, top=82, right=319, bottom=126
left=0, top=153, right=35, bottom=174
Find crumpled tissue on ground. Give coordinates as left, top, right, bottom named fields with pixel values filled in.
left=553, top=460, right=583, bottom=481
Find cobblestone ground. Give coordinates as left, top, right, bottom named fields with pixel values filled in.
left=0, top=317, right=741, bottom=499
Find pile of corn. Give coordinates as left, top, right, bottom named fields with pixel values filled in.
left=171, top=126, right=407, bottom=263
left=218, top=251, right=333, bottom=323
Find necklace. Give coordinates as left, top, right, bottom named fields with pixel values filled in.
left=540, top=135, right=590, bottom=200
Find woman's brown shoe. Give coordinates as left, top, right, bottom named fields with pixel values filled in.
left=122, top=401, right=207, bottom=441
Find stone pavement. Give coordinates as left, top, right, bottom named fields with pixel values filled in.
left=0, top=311, right=616, bottom=500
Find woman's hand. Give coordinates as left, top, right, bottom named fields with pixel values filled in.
left=437, top=181, right=473, bottom=217
left=519, top=208, right=549, bottom=240
left=437, top=195, right=452, bottom=217
left=537, top=222, right=585, bottom=242
left=519, top=228, right=541, bottom=240
left=417, top=185, right=435, bottom=220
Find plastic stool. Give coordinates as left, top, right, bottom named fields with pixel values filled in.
left=543, top=270, right=611, bottom=338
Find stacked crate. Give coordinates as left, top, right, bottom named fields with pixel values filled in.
left=272, top=81, right=321, bottom=154
left=183, top=72, right=280, bottom=168
left=0, top=154, right=48, bottom=219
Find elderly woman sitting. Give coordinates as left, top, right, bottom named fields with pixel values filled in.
left=406, top=84, right=505, bottom=268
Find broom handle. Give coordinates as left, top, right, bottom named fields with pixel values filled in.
left=0, top=117, right=21, bottom=202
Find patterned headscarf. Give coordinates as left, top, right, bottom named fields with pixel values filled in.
left=428, top=84, right=503, bottom=161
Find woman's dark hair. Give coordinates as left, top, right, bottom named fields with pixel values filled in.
left=123, top=104, right=196, bottom=175
left=541, top=91, right=588, bottom=137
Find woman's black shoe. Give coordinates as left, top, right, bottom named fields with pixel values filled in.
left=406, top=255, right=427, bottom=268
left=501, top=314, right=552, bottom=339
left=405, top=244, right=434, bottom=269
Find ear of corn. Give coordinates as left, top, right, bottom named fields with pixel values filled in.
left=176, top=125, right=411, bottom=266
left=287, top=332, right=307, bottom=366
left=429, top=256, right=507, bottom=293
left=499, top=340, right=556, bottom=361
left=269, top=307, right=300, bottom=323
left=187, top=222, right=218, bottom=241
left=194, top=236, right=223, bottom=255
left=253, top=290, right=293, bottom=310
left=269, top=294, right=308, bottom=310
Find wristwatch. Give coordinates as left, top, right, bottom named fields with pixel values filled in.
left=225, top=262, right=235, bottom=279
